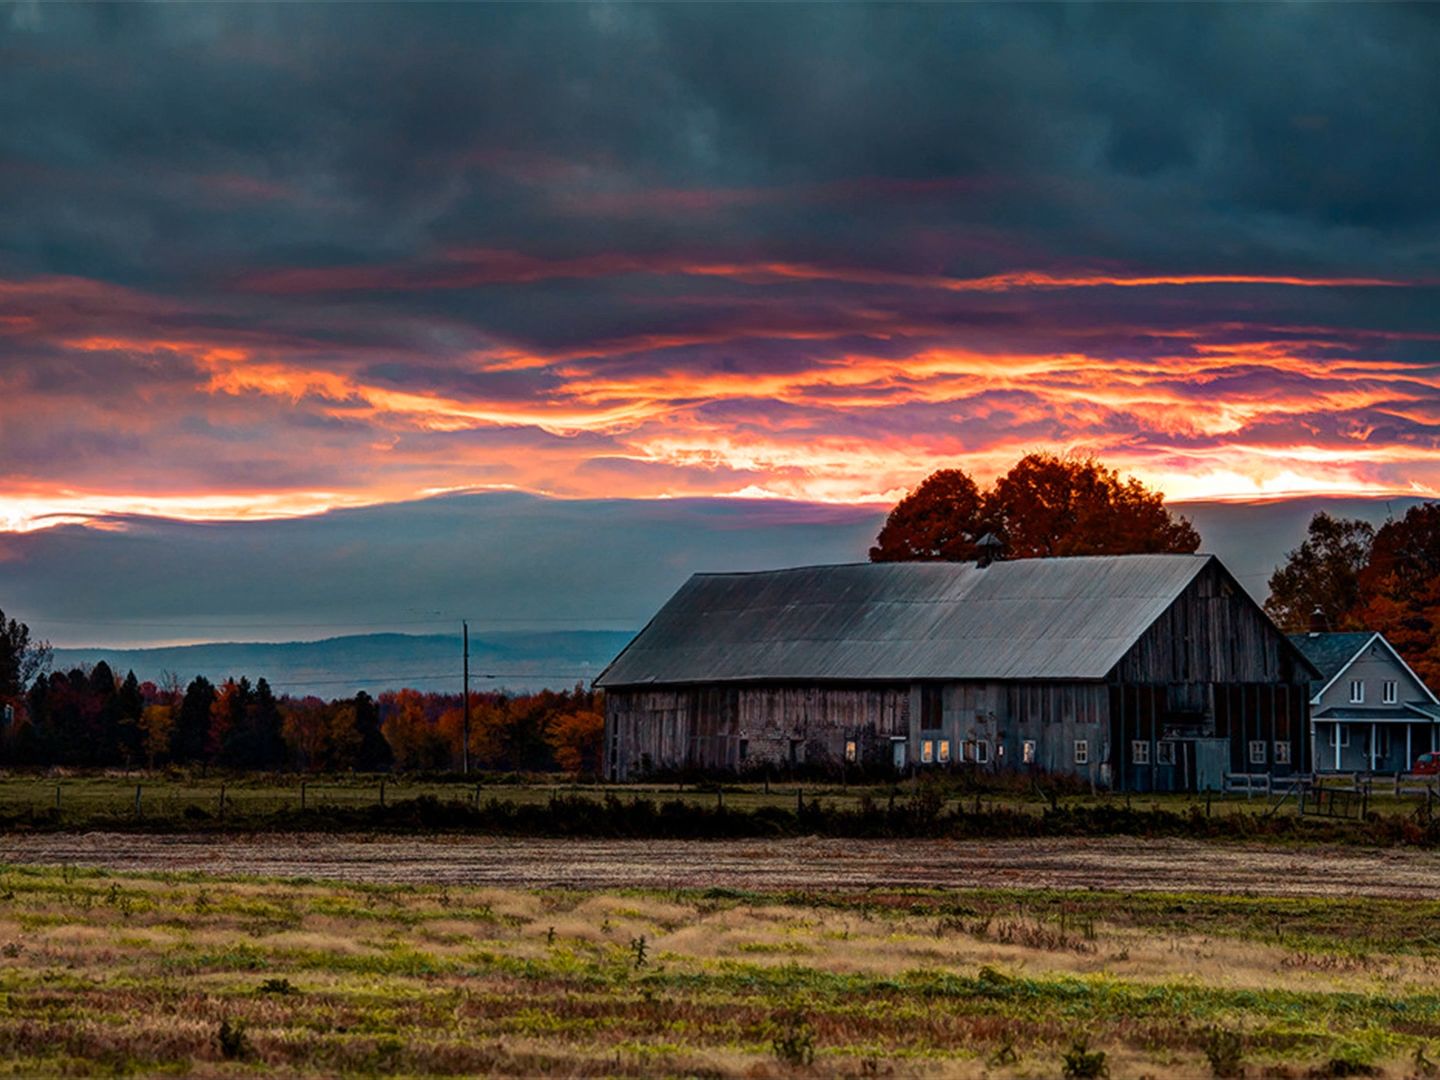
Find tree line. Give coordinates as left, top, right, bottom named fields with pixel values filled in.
left=0, top=652, right=604, bottom=774
left=1265, top=503, right=1440, bottom=687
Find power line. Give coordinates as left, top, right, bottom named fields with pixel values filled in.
left=193, top=671, right=597, bottom=688
left=30, top=615, right=640, bottom=629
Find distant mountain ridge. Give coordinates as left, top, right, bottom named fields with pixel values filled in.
left=51, top=630, right=635, bottom=699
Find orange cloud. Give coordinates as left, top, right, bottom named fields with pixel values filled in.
left=6, top=267, right=1440, bottom=531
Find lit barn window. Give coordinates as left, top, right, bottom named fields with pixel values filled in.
left=937, top=740, right=951, bottom=764
left=921, top=740, right=934, bottom=764
left=1022, top=740, right=1037, bottom=764
left=844, top=740, right=857, bottom=763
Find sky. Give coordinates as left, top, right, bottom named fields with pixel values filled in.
left=0, top=4, right=1438, bottom=646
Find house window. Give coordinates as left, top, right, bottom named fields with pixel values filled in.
left=1328, top=726, right=1350, bottom=748
left=844, top=740, right=857, bottom=763
left=974, top=740, right=989, bottom=764
left=1074, top=739, right=1089, bottom=765
left=1156, top=741, right=1176, bottom=766
left=921, top=740, right=934, bottom=764
left=937, top=740, right=951, bottom=764
left=1022, top=739, right=1037, bottom=765
left=1131, top=740, right=1150, bottom=765
left=1383, top=681, right=1398, bottom=705
left=1249, top=740, right=1267, bottom=765
left=1274, top=741, right=1291, bottom=764
left=1349, top=680, right=1365, bottom=704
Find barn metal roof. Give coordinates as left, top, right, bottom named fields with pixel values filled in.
left=596, top=554, right=1225, bottom=687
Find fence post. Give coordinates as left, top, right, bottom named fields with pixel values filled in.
left=134, top=784, right=142, bottom=818
left=54, top=784, right=60, bottom=812
left=474, top=783, right=481, bottom=808
left=219, top=783, right=226, bottom=818
left=300, top=781, right=306, bottom=811
left=379, top=779, right=385, bottom=807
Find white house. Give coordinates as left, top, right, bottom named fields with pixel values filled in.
left=1289, top=631, right=1440, bottom=773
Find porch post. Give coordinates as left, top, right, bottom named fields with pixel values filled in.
left=1407, top=725, right=1413, bottom=772
left=1335, top=723, right=1341, bottom=771
left=1370, top=721, right=1378, bottom=772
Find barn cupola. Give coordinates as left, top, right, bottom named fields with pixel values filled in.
left=1308, top=606, right=1328, bottom=636
left=976, top=532, right=1003, bottom=568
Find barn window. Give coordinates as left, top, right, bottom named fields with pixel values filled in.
left=921, top=740, right=934, bottom=764
left=1249, top=740, right=1267, bottom=765
left=1349, top=680, right=1365, bottom=704
left=1022, top=740, right=1037, bottom=765
left=1383, top=681, right=1398, bottom=704
left=1131, top=740, right=1150, bottom=765
left=1074, top=740, right=1089, bottom=765
left=937, top=740, right=951, bottom=764
left=1274, top=741, right=1291, bottom=764
left=974, top=740, right=990, bottom=764
left=921, top=685, right=943, bottom=729
left=844, top=740, right=857, bottom=763
left=1156, top=741, right=1176, bottom=766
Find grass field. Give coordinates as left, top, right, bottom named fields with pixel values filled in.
left=0, top=771, right=1417, bottom=823
left=2, top=863, right=1440, bottom=1077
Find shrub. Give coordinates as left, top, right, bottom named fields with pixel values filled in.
left=216, top=1018, right=250, bottom=1060
left=770, top=1010, right=815, bottom=1067
left=1062, top=1038, right=1109, bottom=1079
left=1202, top=1027, right=1244, bottom=1078
left=258, top=976, right=299, bottom=995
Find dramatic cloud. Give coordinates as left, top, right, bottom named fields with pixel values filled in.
left=2, top=3, right=1439, bottom=531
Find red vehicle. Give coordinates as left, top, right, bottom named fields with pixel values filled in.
left=1413, top=752, right=1440, bottom=775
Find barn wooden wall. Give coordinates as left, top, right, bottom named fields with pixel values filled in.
left=604, top=684, right=909, bottom=779
left=1111, top=560, right=1311, bottom=685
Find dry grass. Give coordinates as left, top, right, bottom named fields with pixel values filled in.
left=0, top=863, right=1436, bottom=1077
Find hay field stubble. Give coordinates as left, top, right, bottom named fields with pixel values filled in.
left=1, top=864, right=1439, bottom=1077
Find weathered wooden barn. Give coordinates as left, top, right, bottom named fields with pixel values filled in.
left=595, top=554, right=1320, bottom=791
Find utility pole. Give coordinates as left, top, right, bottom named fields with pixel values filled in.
left=462, top=619, right=470, bottom=775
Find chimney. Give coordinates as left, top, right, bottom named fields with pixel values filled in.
left=1308, top=606, right=1328, bottom=636
left=976, top=532, right=1003, bottom=569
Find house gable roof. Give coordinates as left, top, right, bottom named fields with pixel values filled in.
left=1287, top=631, right=1440, bottom=706
left=598, top=554, right=1249, bottom=687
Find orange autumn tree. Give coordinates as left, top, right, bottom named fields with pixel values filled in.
left=546, top=709, right=605, bottom=774
left=871, top=453, right=1200, bottom=563
left=1265, top=502, right=1440, bottom=689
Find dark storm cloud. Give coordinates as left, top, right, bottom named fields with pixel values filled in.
left=1, top=1, right=1438, bottom=530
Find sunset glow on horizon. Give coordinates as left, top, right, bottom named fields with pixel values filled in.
left=3, top=5, right=1438, bottom=535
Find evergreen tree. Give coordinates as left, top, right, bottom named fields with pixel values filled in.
left=353, top=691, right=393, bottom=772
left=173, top=676, right=216, bottom=763
left=116, top=670, right=146, bottom=765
